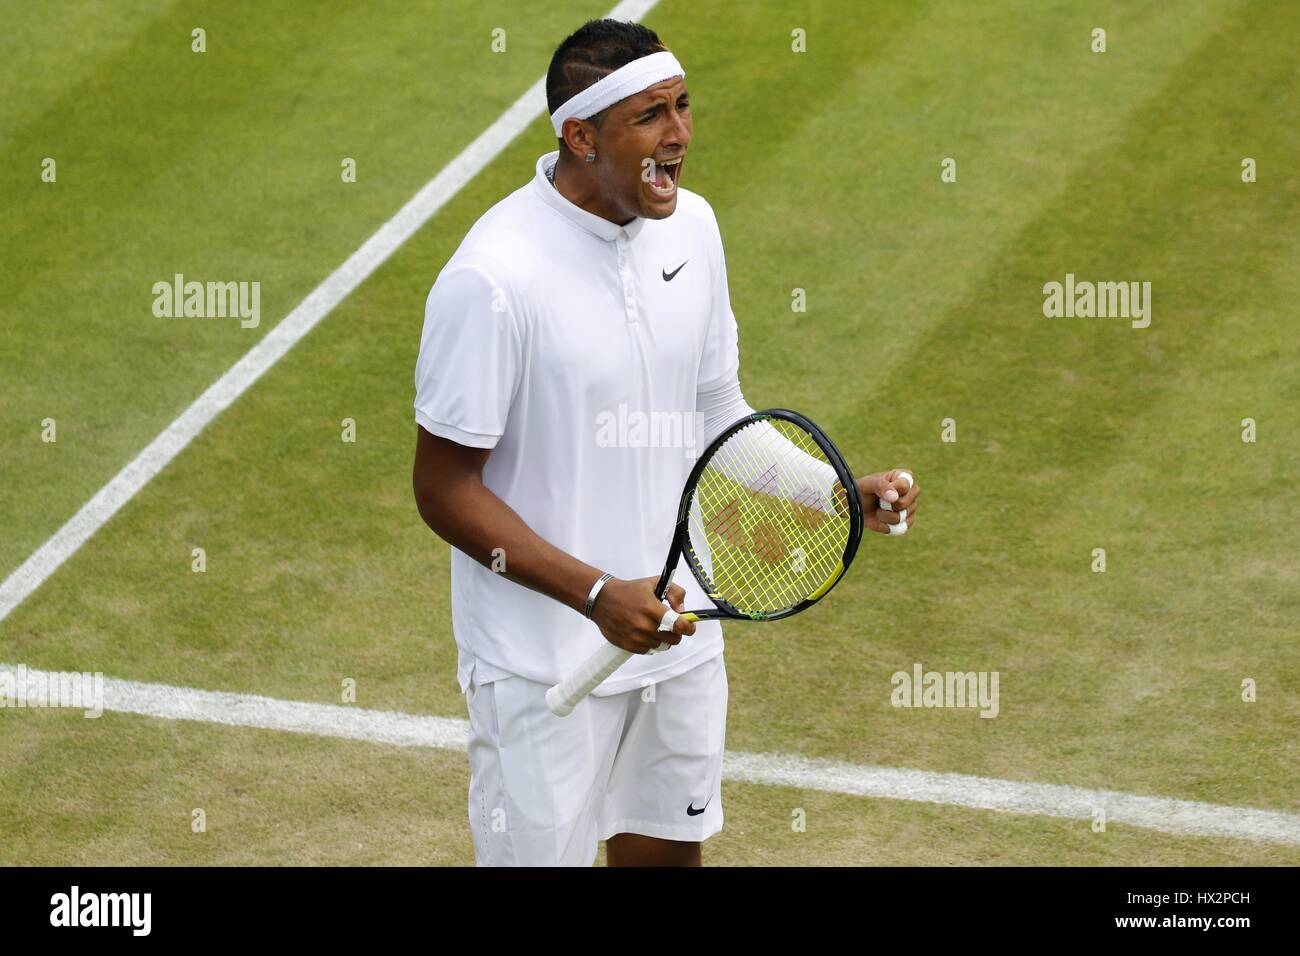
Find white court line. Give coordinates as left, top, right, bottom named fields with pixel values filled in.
left=0, top=0, right=663, bottom=625
left=4, top=663, right=1297, bottom=847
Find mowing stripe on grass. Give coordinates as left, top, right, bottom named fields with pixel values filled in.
left=0, top=0, right=663, bottom=626
left=4, top=662, right=1296, bottom=846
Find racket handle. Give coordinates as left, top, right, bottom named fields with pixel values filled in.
left=546, top=607, right=682, bottom=717
left=545, top=643, right=633, bottom=717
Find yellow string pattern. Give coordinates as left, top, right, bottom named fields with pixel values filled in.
left=686, top=418, right=851, bottom=616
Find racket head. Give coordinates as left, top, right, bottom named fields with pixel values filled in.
left=662, top=408, right=864, bottom=622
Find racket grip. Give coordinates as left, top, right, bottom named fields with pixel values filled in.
left=546, top=643, right=634, bottom=717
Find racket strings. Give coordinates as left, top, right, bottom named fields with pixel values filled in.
left=692, top=437, right=845, bottom=610
left=686, top=419, right=851, bottom=615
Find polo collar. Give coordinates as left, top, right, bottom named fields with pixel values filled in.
left=532, top=151, right=646, bottom=243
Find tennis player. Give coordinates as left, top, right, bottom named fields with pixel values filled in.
left=412, top=18, right=920, bottom=867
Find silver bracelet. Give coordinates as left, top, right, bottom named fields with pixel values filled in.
left=584, top=572, right=614, bottom=619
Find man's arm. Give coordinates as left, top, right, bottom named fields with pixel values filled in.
left=412, top=426, right=695, bottom=654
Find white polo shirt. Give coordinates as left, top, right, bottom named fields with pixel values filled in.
left=415, top=150, right=751, bottom=695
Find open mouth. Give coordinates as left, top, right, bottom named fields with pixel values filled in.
left=647, top=156, right=683, bottom=197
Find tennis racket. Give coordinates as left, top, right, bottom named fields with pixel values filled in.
left=546, top=408, right=865, bottom=717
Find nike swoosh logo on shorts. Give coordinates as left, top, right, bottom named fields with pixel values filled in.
left=686, top=798, right=710, bottom=816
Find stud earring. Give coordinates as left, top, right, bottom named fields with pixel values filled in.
left=585, top=152, right=597, bottom=163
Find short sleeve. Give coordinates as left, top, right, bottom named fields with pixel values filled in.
left=414, top=262, right=523, bottom=448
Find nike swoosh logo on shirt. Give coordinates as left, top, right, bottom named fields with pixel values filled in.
left=663, top=260, right=688, bottom=281
left=686, top=798, right=711, bottom=816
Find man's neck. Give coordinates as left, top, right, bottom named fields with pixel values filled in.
left=551, top=156, right=636, bottom=228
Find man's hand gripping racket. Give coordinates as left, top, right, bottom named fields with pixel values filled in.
left=546, top=409, right=867, bottom=717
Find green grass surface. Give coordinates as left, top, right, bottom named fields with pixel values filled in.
left=2, top=0, right=1297, bottom=863
left=3, top=708, right=1296, bottom=866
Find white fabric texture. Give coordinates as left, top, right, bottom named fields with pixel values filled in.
left=466, top=652, right=727, bottom=866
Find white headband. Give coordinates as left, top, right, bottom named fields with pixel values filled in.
left=550, top=50, right=686, bottom=138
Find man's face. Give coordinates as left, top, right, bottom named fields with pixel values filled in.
left=589, top=76, right=692, bottom=221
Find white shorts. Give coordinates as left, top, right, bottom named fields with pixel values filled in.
left=465, top=652, right=727, bottom=866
